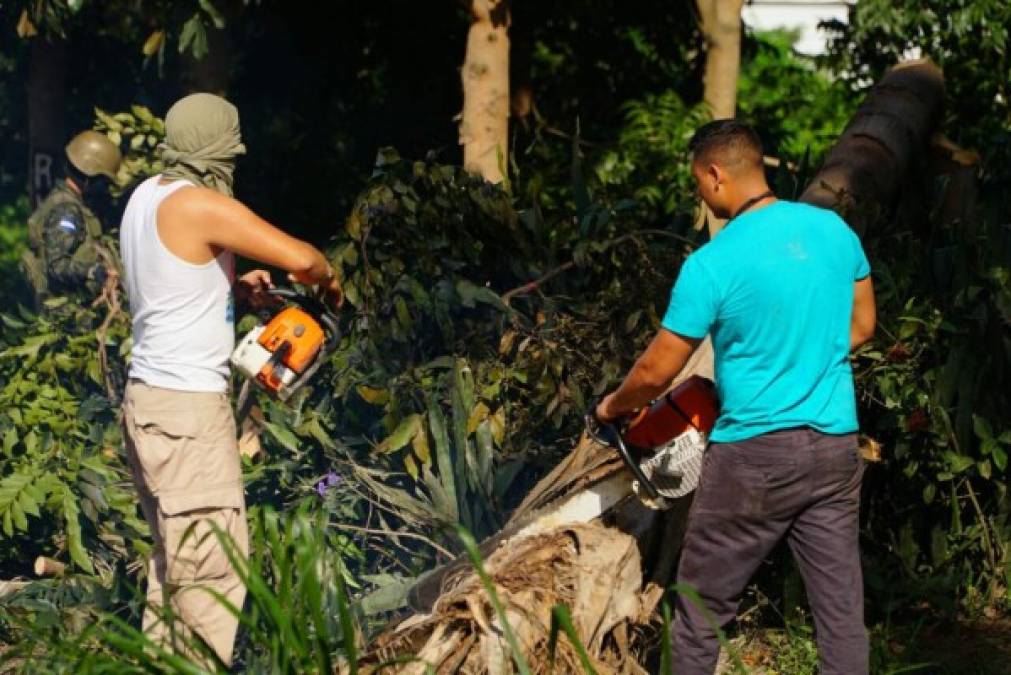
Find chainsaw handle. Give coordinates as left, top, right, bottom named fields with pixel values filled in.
left=267, top=287, right=340, bottom=351
left=585, top=407, right=661, bottom=501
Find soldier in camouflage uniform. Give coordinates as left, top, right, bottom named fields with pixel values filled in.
left=21, top=130, right=122, bottom=310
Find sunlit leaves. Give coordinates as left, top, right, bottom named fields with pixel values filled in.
left=93, top=106, right=165, bottom=194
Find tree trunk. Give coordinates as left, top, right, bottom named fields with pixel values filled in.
left=356, top=60, right=945, bottom=675
left=459, top=0, right=510, bottom=184
left=697, top=0, right=744, bottom=121
left=799, top=59, right=945, bottom=235
left=26, top=35, right=69, bottom=207
left=696, top=0, right=744, bottom=239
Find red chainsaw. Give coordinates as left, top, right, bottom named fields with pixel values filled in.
left=586, top=374, right=720, bottom=506
left=404, top=375, right=720, bottom=613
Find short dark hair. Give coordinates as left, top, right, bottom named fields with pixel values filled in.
left=688, top=119, right=763, bottom=172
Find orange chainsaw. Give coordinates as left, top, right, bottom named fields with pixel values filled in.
left=587, top=374, right=719, bottom=504
left=231, top=288, right=340, bottom=401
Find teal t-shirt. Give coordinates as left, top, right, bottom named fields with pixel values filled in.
left=662, top=200, right=870, bottom=443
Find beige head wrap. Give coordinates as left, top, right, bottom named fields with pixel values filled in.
left=159, top=93, right=247, bottom=197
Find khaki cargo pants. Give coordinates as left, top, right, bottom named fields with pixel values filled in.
left=122, top=380, right=248, bottom=666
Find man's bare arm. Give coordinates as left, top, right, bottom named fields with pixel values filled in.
left=597, top=329, right=700, bottom=421
left=851, top=276, right=876, bottom=350
left=158, top=186, right=332, bottom=283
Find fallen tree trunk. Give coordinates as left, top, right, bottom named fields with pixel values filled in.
left=354, top=59, right=945, bottom=674
left=799, top=59, right=945, bottom=235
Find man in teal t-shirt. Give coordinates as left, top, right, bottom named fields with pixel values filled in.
left=595, top=120, right=877, bottom=675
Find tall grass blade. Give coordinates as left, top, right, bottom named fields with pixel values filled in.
left=547, top=603, right=597, bottom=674
left=671, top=582, right=747, bottom=674
left=455, top=525, right=531, bottom=675
left=660, top=599, right=673, bottom=675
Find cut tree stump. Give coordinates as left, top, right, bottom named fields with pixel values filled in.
left=353, top=59, right=946, bottom=674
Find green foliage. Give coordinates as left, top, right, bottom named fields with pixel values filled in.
left=854, top=175, right=1011, bottom=612
left=0, top=197, right=30, bottom=302
left=0, top=1, right=1009, bottom=668
left=92, top=105, right=165, bottom=194
left=594, top=92, right=710, bottom=216
left=0, top=301, right=143, bottom=579
left=0, top=101, right=163, bottom=580
left=0, top=506, right=364, bottom=673
left=13, top=1, right=236, bottom=60
left=738, top=31, right=855, bottom=162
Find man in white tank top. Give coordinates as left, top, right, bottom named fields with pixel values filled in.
left=119, top=93, right=341, bottom=666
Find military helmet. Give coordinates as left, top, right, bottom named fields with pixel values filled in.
left=65, top=130, right=122, bottom=180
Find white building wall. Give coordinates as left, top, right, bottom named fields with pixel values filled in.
left=742, top=0, right=853, bottom=55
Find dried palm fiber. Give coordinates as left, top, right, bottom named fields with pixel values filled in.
left=358, top=59, right=946, bottom=673
left=353, top=524, right=645, bottom=674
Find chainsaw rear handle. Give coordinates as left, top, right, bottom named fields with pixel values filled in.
left=266, top=287, right=340, bottom=352
left=585, top=403, right=661, bottom=501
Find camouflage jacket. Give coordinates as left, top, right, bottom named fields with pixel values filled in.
left=21, top=183, right=106, bottom=307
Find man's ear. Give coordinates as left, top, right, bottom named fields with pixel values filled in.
left=707, top=164, right=723, bottom=192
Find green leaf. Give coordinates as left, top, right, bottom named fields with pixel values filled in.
left=411, top=423, right=431, bottom=466
left=62, top=488, right=95, bottom=574
left=10, top=501, right=27, bottom=532
left=264, top=422, right=301, bottom=454
left=197, top=0, right=226, bottom=28
left=178, top=14, right=209, bottom=59
left=360, top=574, right=415, bottom=615
left=993, top=446, right=1008, bottom=472
left=456, top=279, right=479, bottom=308
left=981, top=437, right=998, bottom=456
left=403, top=453, right=419, bottom=480
left=17, top=489, right=40, bottom=519
left=466, top=402, right=491, bottom=434
left=548, top=604, right=598, bottom=675
left=973, top=414, right=994, bottom=441
left=475, top=420, right=495, bottom=497
left=489, top=407, right=505, bottom=446
left=376, top=414, right=422, bottom=455
left=898, top=321, right=919, bottom=340
left=394, top=296, right=412, bottom=331
left=356, top=385, right=390, bottom=405
left=944, top=451, right=974, bottom=474
left=427, top=400, right=458, bottom=523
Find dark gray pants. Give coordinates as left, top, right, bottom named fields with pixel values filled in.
left=671, top=428, right=867, bottom=675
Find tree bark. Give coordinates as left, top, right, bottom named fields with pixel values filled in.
left=697, top=0, right=744, bottom=121
left=696, top=0, right=744, bottom=240
left=357, top=60, right=946, bottom=674
left=26, top=35, right=69, bottom=207
left=799, top=59, right=945, bottom=235
left=459, top=0, right=510, bottom=184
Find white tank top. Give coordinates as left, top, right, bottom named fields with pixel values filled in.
left=120, top=176, right=235, bottom=393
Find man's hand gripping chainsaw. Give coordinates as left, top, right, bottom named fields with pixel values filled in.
left=232, top=287, right=340, bottom=402
left=586, top=375, right=719, bottom=507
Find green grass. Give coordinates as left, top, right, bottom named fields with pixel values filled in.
left=0, top=505, right=364, bottom=674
